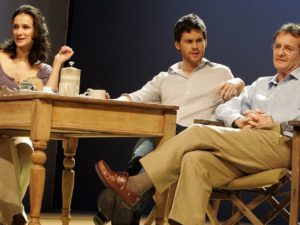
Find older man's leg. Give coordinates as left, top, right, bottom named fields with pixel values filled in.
left=169, top=151, right=243, bottom=225
left=95, top=124, right=290, bottom=224
left=140, top=124, right=290, bottom=192
left=140, top=124, right=290, bottom=224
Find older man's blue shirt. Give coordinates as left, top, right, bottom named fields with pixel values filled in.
left=216, top=67, right=300, bottom=134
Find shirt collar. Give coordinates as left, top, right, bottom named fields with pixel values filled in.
left=168, top=58, right=213, bottom=75
left=269, top=67, right=300, bottom=87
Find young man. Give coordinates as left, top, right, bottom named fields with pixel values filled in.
left=96, top=22, right=300, bottom=225
left=94, top=14, right=244, bottom=225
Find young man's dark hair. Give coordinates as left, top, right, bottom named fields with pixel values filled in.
left=174, top=13, right=207, bottom=42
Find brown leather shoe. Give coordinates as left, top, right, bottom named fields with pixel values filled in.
left=11, top=214, right=27, bottom=225
left=95, top=160, right=141, bottom=208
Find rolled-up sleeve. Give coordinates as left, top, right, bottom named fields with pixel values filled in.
left=127, top=73, right=165, bottom=103
left=216, top=85, right=253, bottom=127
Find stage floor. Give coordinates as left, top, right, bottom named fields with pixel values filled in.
left=37, top=213, right=260, bottom=225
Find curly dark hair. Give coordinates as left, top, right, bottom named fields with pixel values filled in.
left=0, top=4, right=51, bottom=65
left=174, top=14, right=207, bottom=42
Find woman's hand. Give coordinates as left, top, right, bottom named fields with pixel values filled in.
left=54, top=45, right=74, bottom=65
left=46, top=46, right=74, bottom=91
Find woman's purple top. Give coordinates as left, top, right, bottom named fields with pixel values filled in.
left=0, top=63, right=52, bottom=89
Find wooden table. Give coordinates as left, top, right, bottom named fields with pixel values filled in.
left=0, top=93, right=178, bottom=225
left=288, top=121, right=300, bottom=225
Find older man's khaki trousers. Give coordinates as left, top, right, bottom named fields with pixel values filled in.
left=140, top=124, right=291, bottom=225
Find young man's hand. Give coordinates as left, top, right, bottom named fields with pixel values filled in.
left=219, top=81, right=237, bottom=101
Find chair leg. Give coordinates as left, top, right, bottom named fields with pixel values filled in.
left=223, top=194, right=264, bottom=225
left=263, top=195, right=291, bottom=223
left=144, top=182, right=178, bottom=225
left=166, top=182, right=177, bottom=216
left=144, top=207, right=156, bottom=225
left=153, top=191, right=168, bottom=225
left=207, top=203, right=220, bottom=225
left=212, top=199, right=221, bottom=215
left=231, top=193, right=240, bottom=225
left=223, top=183, right=285, bottom=225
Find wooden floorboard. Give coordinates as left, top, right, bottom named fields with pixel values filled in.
left=38, top=213, right=162, bottom=224
left=39, top=213, right=95, bottom=225
left=37, top=213, right=267, bottom=224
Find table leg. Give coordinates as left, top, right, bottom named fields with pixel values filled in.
left=29, top=140, right=47, bottom=225
left=151, top=191, right=167, bottom=225
left=153, top=113, right=176, bottom=225
left=61, top=138, right=78, bottom=225
left=152, top=183, right=176, bottom=225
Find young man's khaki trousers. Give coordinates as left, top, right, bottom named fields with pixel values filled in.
left=140, top=124, right=291, bottom=225
left=0, top=137, right=32, bottom=224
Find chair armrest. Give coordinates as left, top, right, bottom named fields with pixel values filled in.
left=194, top=119, right=225, bottom=127
left=288, top=120, right=300, bottom=129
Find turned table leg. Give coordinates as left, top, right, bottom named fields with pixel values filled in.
left=29, top=140, right=47, bottom=225
left=61, top=138, right=78, bottom=225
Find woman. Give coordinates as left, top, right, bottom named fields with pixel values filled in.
left=0, top=4, right=74, bottom=225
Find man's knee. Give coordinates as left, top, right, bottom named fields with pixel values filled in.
left=181, top=151, right=213, bottom=169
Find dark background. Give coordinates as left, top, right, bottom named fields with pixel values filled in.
left=1, top=0, right=300, bottom=221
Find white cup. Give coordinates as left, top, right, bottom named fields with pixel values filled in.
left=83, top=88, right=106, bottom=99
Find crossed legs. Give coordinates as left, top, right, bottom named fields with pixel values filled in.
left=141, top=124, right=290, bottom=224
left=96, top=124, right=291, bottom=225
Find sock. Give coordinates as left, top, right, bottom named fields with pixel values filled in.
left=126, top=172, right=153, bottom=195
left=168, top=219, right=182, bottom=225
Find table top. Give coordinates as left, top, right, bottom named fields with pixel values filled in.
left=0, top=92, right=178, bottom=110
left=0, top=92, right=178, bottom=139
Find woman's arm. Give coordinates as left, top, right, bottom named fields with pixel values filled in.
left=46, top=46, right=74, bottom=91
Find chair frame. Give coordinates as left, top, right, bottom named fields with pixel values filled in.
left=207, top=174, right=292, bottom=225
left=289, top=120, right=300, bottom=225
left=145, top=120, right=300, bottom=225
left=204, top=120, right=300, bottom=225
